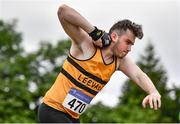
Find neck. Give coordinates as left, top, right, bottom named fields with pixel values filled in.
left=101, top=43, right=114, bottom=59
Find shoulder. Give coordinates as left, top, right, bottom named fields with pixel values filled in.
left=116, top=56, right=133, bottom=70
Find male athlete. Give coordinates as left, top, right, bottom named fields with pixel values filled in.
left=38, top=4, right=161, bottom=123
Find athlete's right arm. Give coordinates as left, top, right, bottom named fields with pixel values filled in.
left=57, top=4, right=103, bottom=47
left=58, top=4, right=93, bottom=44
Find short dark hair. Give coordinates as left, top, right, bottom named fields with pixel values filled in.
left=109, top=19, right=143, bottom=39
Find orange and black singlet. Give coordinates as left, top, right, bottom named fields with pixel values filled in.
left=43, top=48, right=116, bottom=119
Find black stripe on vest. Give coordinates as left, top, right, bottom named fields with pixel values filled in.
left=67, top=56, right=107, bottom=85
left=61, top=68, right=97, bottom=96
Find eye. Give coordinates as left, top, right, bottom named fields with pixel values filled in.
left=126, top=41, right=131, bottom=45
left=126, top=40, right=134, bottom=45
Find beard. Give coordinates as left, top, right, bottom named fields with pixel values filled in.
left=112, top=41, right=128, bottom=58
left=113, top=50, right=127, bottom=59
left=118, top=52, right=127, bottom=58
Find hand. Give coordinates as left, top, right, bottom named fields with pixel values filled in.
left=93, top=38, right=103, bottom=48
left=93, top=32, right=111, bottom=48
left=89, top=27, right=111, bottom=48
left=142, top=91, right=161, bottom=110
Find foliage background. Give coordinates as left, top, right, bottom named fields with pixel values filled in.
left=0, top=20, right=179, bottom=123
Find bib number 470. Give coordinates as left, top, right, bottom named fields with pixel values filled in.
left=68, top=98, right=86, bottom=113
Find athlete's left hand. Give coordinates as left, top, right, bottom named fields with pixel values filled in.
left=142, top=91, right=161, bottom=110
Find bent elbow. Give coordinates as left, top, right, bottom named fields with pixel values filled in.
left=57, top=4, right=69, bottom=19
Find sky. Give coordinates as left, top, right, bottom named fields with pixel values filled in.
left=1, top=0, right=180, bottom=107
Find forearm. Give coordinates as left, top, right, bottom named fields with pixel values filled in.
left=136, top=72, right=159, bottom=94
left=58, top=4, right=94, bottom=33
left=139, top=73, right=161, bottom=110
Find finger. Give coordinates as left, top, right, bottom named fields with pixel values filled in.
left=149, top=97, right=153, bottom=109
left=157, top=97, right=161, bottom=108
left=94, top=41, right=102, bottom=47
left=142, top=96, right=148, bottom=108
left=142, top=100, right=146, bottom=108
left=100, top=43, right=103, bottom=47
left=96, top=39, right=103, bottom=47
left=97, top=41, right=102, bottom=47
left=153, top=98, right=158, bottom=110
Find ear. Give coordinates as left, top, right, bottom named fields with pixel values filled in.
left=110, top=32, right=118, bottom=42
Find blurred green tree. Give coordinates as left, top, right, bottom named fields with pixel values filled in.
left=0, top=19, right=179, bottom=123
left=0, top=19, right=71, bottom=122
left=0, top=19, right=36, bottom=122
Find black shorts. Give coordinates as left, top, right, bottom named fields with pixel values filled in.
left=38, top=103, right=80, bottom=123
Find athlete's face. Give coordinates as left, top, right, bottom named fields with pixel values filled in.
left=112, top=29, right=136, bottom=58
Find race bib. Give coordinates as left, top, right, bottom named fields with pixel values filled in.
left=62, top=88, right=92, bottom=114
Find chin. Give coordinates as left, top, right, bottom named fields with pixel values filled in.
left=120, top=55, right=126, bottom=59
left=118, top=55, right=125, bottom=59
left=118, top=53, right=127, bottom=58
